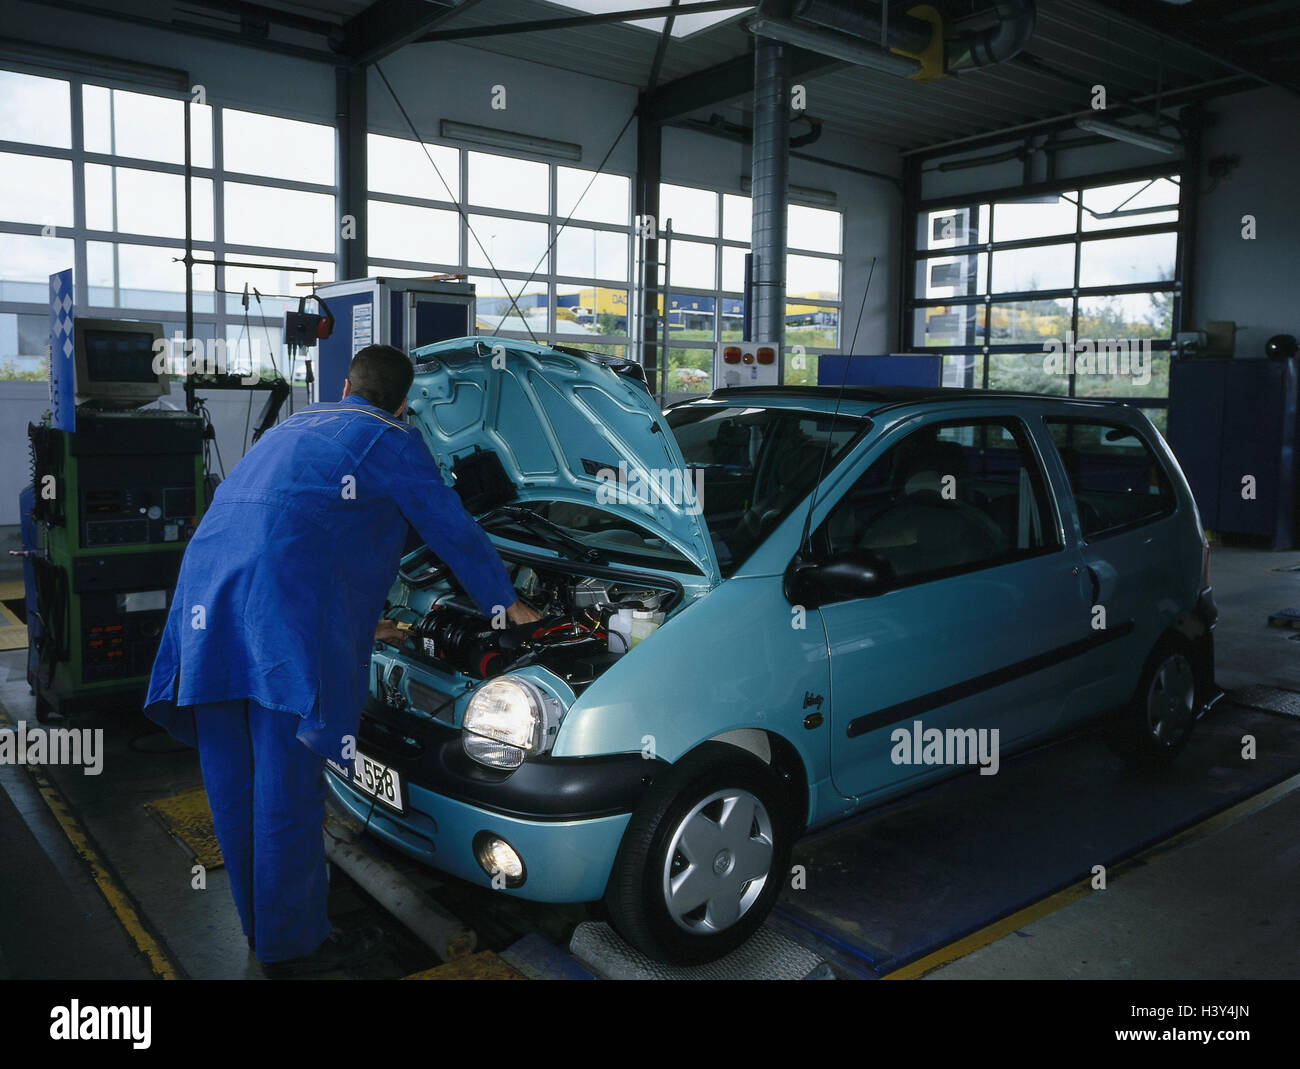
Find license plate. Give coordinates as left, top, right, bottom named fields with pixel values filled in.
left=342, top=751, right=404, bottom=813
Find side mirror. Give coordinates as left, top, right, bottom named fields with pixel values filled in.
left=783, top=548, right=891, bottom=608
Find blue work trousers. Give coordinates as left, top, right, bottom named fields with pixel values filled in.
left=192, top=699, right=331, bottom=963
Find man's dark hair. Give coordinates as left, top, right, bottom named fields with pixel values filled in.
left=348, top=344, right=414, bottom=413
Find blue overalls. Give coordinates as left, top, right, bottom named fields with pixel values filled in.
left=145, top=394, right=516, bottom=962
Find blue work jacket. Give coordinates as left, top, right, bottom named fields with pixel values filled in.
left=144, top=394, right=517, bottom=762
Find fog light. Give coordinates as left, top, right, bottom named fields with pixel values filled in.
left=473, top=832, right=526, bottom=888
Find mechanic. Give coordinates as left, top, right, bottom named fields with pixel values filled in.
left=145, top=343, right=539, bottom=978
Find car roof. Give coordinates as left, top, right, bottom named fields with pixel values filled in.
left=675, top=385, right=1135, bottom=418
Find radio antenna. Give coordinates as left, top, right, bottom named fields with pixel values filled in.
left=796, top=254, right=876, bottom=556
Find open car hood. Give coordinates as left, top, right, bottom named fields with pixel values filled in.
left=405, top=337, right=720, bottom=583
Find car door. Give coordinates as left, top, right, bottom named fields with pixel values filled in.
left=1039, top=415, right=1184, bottom=719
left=815, top=412, right=1088, bottom=801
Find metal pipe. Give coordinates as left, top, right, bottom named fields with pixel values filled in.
left=323, top=818, right=477, bottom=962
left=750, top=36, right=790, bottom=354
left=748, top=15, right=921, bottom=77
left=946, top=0, right=1036, bottom=71
left=793, top=0, right=932, bottom=54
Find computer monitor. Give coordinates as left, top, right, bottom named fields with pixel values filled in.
left=73, top=318, right=167, bottom=405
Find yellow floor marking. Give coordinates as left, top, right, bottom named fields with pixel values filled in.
left=402, top=950, right=526, bottom=981
left=884, top=770, right=1300, bottom=979
left=0, top=707, right=182, bottom=980
left=145, top=785, right=224, bottom=869
left=0, top=596, right=25, bottom=651
left=0, top=581, right=25, bottom=600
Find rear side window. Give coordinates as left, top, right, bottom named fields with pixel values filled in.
left=1044, top=418, right=1176, bottom=540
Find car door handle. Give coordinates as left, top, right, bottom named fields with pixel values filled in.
left=1086, top=565, right=1101, bottom=606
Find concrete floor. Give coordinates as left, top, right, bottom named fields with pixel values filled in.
left=0, top=535, right=1297, bottom=980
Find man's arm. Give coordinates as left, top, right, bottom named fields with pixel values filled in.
left=388, top=434, right=539, bottom=624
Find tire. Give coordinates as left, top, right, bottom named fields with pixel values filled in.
left=604, top=742, right=794, bottom=965
left=1108, top=636, right=1199, bottom=767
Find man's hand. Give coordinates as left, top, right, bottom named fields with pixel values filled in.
left=505, top=599, right=542, bottom=626
left=374, top=620, right=407, bottom=645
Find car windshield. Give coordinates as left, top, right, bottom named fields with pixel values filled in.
left=666, top=405, right=868, bottom=577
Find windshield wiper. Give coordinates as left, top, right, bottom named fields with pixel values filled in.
left=478, top=505, right=607, bottom=564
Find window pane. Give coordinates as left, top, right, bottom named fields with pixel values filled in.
left=368, top=200, right=459, bottom=264
left=556, top=226, right=628, bottom=281
left=990, top=242, right=1075, bottom=293
left=988, top=352, right=1067, bottom=394
left=224, top=182, right=335, bottom=253
left=0, top=311, right=51, bottom=379
left=787, top=253, right=839, bottom=301
left=1077, top=292, right=1173, bottom=340
left=367, top=133, right=459, bottom=200
left=223, top=255, right=335, bottom=319
left=941, top=352, right=983, bottom=388
left=1079, top=233, right=1177, bottom=288
left=786, top=304, right=838, bottom=349
left=992, top=193, right=1077, bottom=242
left=1082, top=177, right=1179, bottom=232
left=988, top=298, right=1071, bottom=346
left=722, top=193, right=750, bottom=242
left=667, top=294, right=718, bottom=342
left=665, top=347, right=713, bottom=394
left=557, top=167, right=629, bottom=225
left=1071, top=348, right=1169, bottom=399
left=223, top=109, right=334, bottom=185
left=664, top=239, right=715, bottom=290
left=0, top=70, right=71, bottom=148
left=916, top=252, right=987, bottom=299
left=917, top=205, right=989, bottom=250
left=556, top=284, right=628, bottom=336
left=85, top=165, right=213, bottom=241
left=468, top=152, right=548, bottom=214
left=788, top=205, right=841, bottom=253
left=86, top=242, right=215, bottom=313
left=719, top=295, right=745, bottom=341
left=721, top=246, right=747, bottom=293
left=467, top=214, right=549, bottom=273
left=821, top=418, right=1058, bottom=584
left=913, top=304, right=985, bottom=347
left=660, top=184, right=717, bottom=238
left=1044, top=419, right=1175, bottom=537
left=83, top=86, right=213, bottom=167
left=0, top=152, right=73, bottom=226
left=466, top=275, right=547, bottom=334
left=0, top=233, right=75, bottom=301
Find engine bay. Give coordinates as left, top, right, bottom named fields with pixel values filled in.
left=379, top=544, right=681, bottom=693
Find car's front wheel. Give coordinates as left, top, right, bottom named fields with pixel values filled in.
left=604, top=742, right=793, bottom=965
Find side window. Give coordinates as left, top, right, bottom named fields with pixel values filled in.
left=1044, top=419, right=1176, bottom=540
left=818, top=418, right=1060, bottom=587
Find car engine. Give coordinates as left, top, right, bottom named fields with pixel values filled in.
left=380, top=546, right=678, bottom=692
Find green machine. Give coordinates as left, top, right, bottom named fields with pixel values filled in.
left=26, top=318, right=205, bottom=720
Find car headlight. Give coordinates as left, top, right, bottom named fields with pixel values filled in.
left=462, top=677, right=560, bottom=770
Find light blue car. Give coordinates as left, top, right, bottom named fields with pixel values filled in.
left=326, top=337, right=1217, bottom=964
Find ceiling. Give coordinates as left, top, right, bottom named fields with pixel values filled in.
left=33, top=0, right=1288, bottom=151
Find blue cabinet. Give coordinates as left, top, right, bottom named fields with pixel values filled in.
left=1166, top=356, right=1297, bottom=548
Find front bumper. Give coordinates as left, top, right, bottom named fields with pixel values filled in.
left=325, top=697, right=658, bottom=902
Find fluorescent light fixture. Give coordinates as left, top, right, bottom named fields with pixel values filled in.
left=1075, top=117, right=1179, bottom=155
left=544, top=0, right=754, bottom=38
left=439, top=120, right=582, bottom=161
left=740, top=176, right=837, bottom=207
left=747, top=16, right=921, bottom=77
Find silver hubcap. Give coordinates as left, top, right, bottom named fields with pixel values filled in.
left=1146, top=653, right=1196, bottom=746
left=662, top=788, right=774, bottom=935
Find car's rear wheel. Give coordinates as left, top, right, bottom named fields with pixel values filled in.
left=604, top=742, right=793, bottom=965
left=1109, top=637, right=1198, bottom=766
